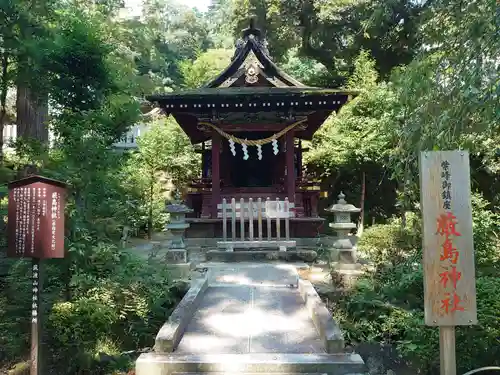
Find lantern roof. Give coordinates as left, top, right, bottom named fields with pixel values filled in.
left=325, top=192, right=361, bottom=213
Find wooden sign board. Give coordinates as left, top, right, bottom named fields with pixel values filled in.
left=265, top=200, right=290, bottom=219
left=419, top=151, right=477, bottom=326
left=7, top=175, right=66, bottom=259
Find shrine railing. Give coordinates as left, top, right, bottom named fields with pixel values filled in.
left=216, top=197, right=296, bottom=251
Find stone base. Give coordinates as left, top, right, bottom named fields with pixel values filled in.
left=136, top=352, right=365, bottom=375
left=330, top=264, right=365, bottom=289
left=185, top=218, right=326, bottom=238
left=338, top=249, right=357, bottom=264
left=333, top=262, right=364, bottom=271
left=328, top=248, right=339, bottom=262
left=165, top=249, right=187, bottom=264
left=165, top=263, right=192, bottom=280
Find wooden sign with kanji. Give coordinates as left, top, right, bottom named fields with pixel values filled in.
left=419, top=151, right=477, bottom=326
left=7, top=175, right=67, bottom=259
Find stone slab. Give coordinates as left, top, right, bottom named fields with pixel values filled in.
left=207, top=263, right=300, bottom=287
left=136, top=352, right=365, bottom=375
left=154, top=277, right=208, bottom=352
left=298, top=279, right=344, bottom=353
left=195, top=262, right=310, bottom=270
left=206, top=250, right=317, bottom=263
left=217, top=240, right=297, bottom=251
left=175, top=285, right=323, bottom=354
left=185, top=237, right=338, bottom=248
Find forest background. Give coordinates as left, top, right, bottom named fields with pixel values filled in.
left=0, top=0, right=498, bottom=374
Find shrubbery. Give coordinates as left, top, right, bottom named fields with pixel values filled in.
left=333, top=193, right=500, bottom=373
left=0, top=243, right=183, bottom=374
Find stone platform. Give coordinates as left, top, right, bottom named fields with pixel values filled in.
left=136, top=263, right=365, bottom=375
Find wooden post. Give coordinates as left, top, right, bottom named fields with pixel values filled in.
left=211, top=131, right=221, bottom=218
left=275, top=197, right=281, bottom=240
left=31, top=258, right=41, bottom=375
left=257, top=198, right=263, bottom=241
left=266, top=197, right=271, bottom=240
left=298, top=139, right=303, bottom=178
left=231, top=198, right=236, bottom=241
left=240, top=198, right=245, bottom=241
left=285, top=197, right=290, bottom=240
left=222, top=198, right=227, bottom=241
left=248, top=198, right=254, bottom=241
left=439, top=326, right=456, bottom=375
left=286, top=131, right=295, bottom=203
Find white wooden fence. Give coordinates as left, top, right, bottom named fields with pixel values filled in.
left=216, top=197, right=296, bottom=252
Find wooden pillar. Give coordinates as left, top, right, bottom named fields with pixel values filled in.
left=298, top=139, right=303, bottom=178
left=286, top=131, right=295, bottom=203
left=211, top=131, right=221, bottom=218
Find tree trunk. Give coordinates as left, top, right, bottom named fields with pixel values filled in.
left=0, top=54, right=8, bottom=165
left=16, top=84, right=49, bottom=143
left=357, top=171, right=366, bottom=236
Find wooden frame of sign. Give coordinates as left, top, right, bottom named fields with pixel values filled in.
left=419, top=150, right=477, bottom=375
left=6, top=175, right=67, bottom=375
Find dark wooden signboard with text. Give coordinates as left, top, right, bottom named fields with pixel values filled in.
left=6, top=175, right=67, bottom=375
left=7, top=175, right=66, bottom=259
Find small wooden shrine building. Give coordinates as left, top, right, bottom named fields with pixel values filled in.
left=147, top=22, right=357, bottom=238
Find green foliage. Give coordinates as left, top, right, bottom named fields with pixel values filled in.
left=123, top=117, right=200, bottom=233
left=384, top=0, right=500, bottom=202
left=229, top=0, right=428, bottom=76
left=0, top=1, right=191, bottom=372
left=133, top=117, right=200, bottom=188
left=180, top=48, right=233, bottom=88
left=357, top=212, right=421, bottom=270
left=0, top=244, right=181, bottom=374
left=470, top=194, right=500, bottom=272
left=346, top=50, right=378, bottom=89
left=281, top=47, right=331, bottom=86
left=336, top=193, right=500, bottom=372
left=306, top=51, right=399, bottom=222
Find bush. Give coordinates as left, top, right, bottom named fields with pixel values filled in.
left=333, top=192, right=500, bottom=373
left=0, top=243, right=183, bottom=375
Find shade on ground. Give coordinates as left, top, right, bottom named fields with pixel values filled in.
left=175, top=285, right=324, bottom=354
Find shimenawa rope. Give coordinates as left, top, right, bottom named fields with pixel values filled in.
left=198, top=117, right=307, bottom=146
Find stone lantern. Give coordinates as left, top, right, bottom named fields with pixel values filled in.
left=325, top=192, right=361, bottom=264
left=165, top=202, right=193, bottom=263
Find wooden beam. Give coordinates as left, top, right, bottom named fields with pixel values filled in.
left=218, top=123, right=297, bottom=132
left=286, top=130, right=295, bottom=203
left=211, top=131, right=221, bottom=218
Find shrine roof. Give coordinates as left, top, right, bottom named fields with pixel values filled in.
left=148, top=86, right=358, bottom=101
left=146, top=20, right=359, bottom=144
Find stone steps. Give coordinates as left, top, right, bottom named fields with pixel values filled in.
left=136, top=353, right=365, bottom=375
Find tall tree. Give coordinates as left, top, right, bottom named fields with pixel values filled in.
left=385, top=0, right=500, bottom=204
left=226, top=0, right=429, bottom=78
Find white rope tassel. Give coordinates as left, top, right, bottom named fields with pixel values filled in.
left=257, top=144, right=262, bottom=160
left=272, top=139, right=279, bottom=155
left=229, top=139, right=236, bottom=156
left=242, top=143, right=249, bottom=160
